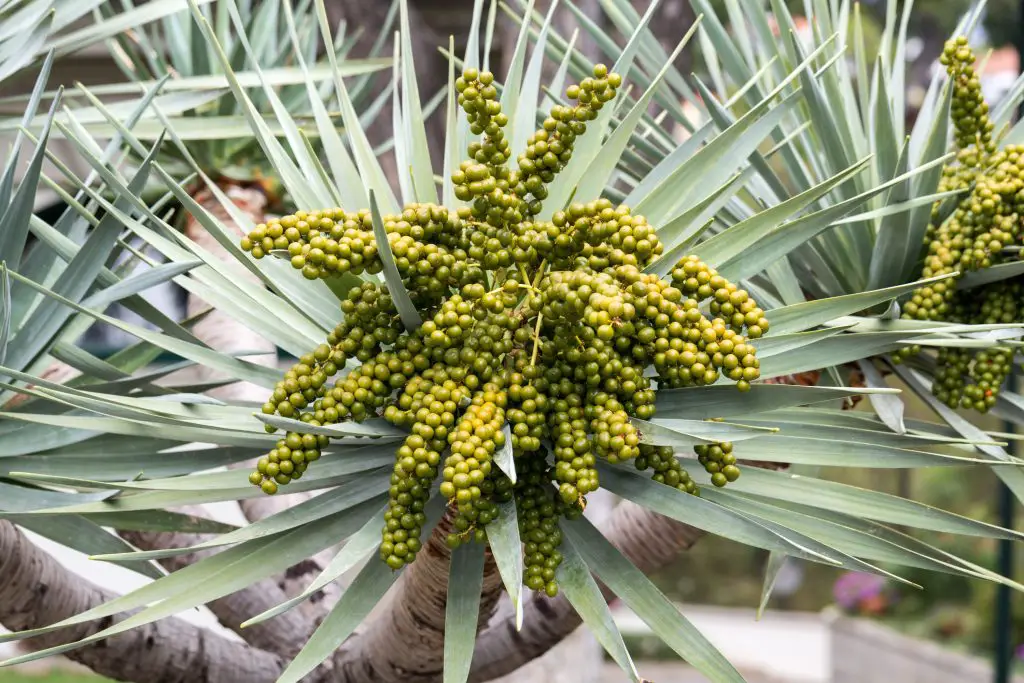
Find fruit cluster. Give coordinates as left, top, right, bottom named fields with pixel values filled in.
left=242, top=66, right=768, bottom=593
left=897, top=38, right=1024, bottom=412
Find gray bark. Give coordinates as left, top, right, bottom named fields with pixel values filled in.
left=1, top=470, right=744, bottom=683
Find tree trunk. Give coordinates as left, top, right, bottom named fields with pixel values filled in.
left=325, top=510, right=506, bottom=682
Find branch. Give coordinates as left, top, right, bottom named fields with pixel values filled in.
left=120, top=523, right=314, bottom=658
left=0, top=520, right=285, bottom=683
left=323, top=511, right=506, bottom=682
left=304, top=502, right=702, bottom=683
left=318, top=392, right=804, bottom=682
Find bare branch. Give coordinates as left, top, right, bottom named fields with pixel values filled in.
left=0, top=520, right=285, bottom=683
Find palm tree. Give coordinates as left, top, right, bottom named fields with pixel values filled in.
left=0, top=1, right=1021, bottom=682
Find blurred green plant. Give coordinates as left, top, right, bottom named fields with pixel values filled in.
left=835, top=466, right=1024, bottom=658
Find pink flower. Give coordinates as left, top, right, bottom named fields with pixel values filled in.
left=833, top=572, right=886, bottom=611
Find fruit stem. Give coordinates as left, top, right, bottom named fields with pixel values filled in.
left=530, top=313, right=544, bottom=366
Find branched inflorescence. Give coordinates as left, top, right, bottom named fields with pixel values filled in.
left=897, top=37, right=1024, bottom=413
left=240, top=66, right=769, bottom=594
